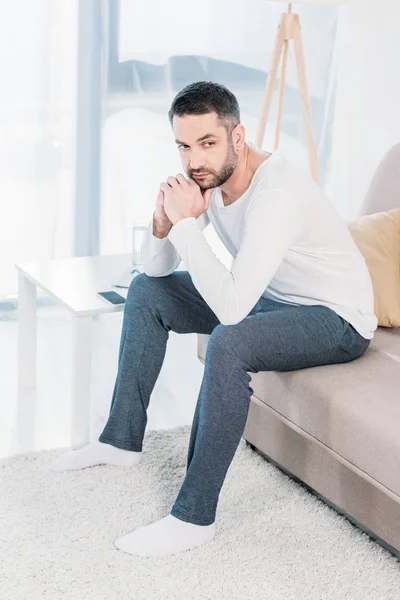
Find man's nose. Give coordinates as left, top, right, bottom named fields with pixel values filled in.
left=189, top=150, right=206, bottom=171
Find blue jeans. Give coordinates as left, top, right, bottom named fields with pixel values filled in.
left=98, top=271, right=371, bottom=526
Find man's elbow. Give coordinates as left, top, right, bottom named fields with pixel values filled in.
left=142, top=269, right=167, bottom=278
left=142, top=270, right=158, bottom=278
left=218, top=312, right=245, bottom=327
left=142, top=265, right=177, bottom=277
left=142, top=264, right=159, bottom=277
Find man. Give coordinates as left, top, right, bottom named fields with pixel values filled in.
left=51, top=81, right=377, bottom=557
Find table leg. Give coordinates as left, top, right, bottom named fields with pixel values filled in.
left=16, top=272, right=37, bottom=453
left=71, top=314, right=92, bottom=448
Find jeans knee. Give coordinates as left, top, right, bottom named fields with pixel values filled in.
left=126, top=272, right=178, bottom=313
left=205, top=324, right=253, bottom=387
left=206, top=324, right=240, bottom=360
left=126, top=273, right=155, bottom=307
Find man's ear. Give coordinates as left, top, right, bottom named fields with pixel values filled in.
left=231, top=123, right=245, bottom=153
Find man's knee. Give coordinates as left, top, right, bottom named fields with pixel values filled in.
left=126, top=272, right=176, bottom=309
left=127, top=272, right=152, bottom=299
left=125, top=272, right=161, bottom=309
left=206, top=323, right=241, bottom=359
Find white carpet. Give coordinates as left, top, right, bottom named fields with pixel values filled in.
left=1, top=426, right=399, bottom=600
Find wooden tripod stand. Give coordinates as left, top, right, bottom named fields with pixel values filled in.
left=255, top=3, right=319, bottom=183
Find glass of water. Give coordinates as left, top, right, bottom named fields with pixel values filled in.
left=131, top=215, right=149, bottom=273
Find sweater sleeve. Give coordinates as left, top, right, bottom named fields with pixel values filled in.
left=167, top=189, right=305, bottom=325
left=141, top=210, right=210, bottom=277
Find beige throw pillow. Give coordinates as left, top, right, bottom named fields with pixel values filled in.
left=347, top=207, right=400, bottom=327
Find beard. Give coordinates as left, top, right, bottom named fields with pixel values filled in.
left=189, top=139, right=238, bottom=192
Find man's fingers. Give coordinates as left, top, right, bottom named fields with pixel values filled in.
left=160, top=182, right=170, bottom=194
left=175, top=173, right=190, bottom=186
left=166, top=175, right=179, bottom=187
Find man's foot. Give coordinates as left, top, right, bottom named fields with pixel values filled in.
left=50, top=440, right=142, bottom=472
left=114, top=514, right=216, bottom=557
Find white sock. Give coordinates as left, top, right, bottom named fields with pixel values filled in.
left=114, top=514, right=216, bottom=557
left=50, top=440, right=142, bottom=472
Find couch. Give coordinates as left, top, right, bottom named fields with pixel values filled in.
left=197, top=144, right=400, bottom=559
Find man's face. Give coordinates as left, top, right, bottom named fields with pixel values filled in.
left=173, top=112, right=238, bottom=191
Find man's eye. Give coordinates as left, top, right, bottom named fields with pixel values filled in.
left=204, top=142, right=214, bottom=147
left=178, top=145, right=188, bottom=150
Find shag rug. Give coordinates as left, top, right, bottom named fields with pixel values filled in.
left=1, top=425, right=399, bottom=600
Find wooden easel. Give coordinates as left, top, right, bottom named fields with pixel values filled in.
left=255, top=3, right=319, bottom=183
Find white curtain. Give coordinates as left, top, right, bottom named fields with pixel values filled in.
left=0, top=0, right=78, bottom=299
left=119, top=0, right=336, bottom=83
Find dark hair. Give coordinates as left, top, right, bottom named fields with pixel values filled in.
left=168, top=81, right=240, bottom=133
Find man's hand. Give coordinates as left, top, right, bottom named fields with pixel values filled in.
left=159, top=174, right=214, bottom=226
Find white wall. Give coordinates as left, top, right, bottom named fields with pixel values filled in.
left=329, top=1, right=400, bottom=219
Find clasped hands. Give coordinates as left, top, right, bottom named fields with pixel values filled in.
left=159, top=174, right=214, bottom=226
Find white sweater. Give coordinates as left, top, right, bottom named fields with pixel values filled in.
left=141, top=147, right=378, bottom=340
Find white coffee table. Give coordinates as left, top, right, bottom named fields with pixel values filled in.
left=15, top=253, right=138, bottom=451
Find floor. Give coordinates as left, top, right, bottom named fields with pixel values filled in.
left=0, top=298, right=205, bottom=459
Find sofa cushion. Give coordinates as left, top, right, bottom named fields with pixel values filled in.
left=197, top=328, right=400, bottom=496
left=347, top=207, right=400, bottom=327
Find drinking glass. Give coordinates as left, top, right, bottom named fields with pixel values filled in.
left=131, top=215, right=149, bottom=273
